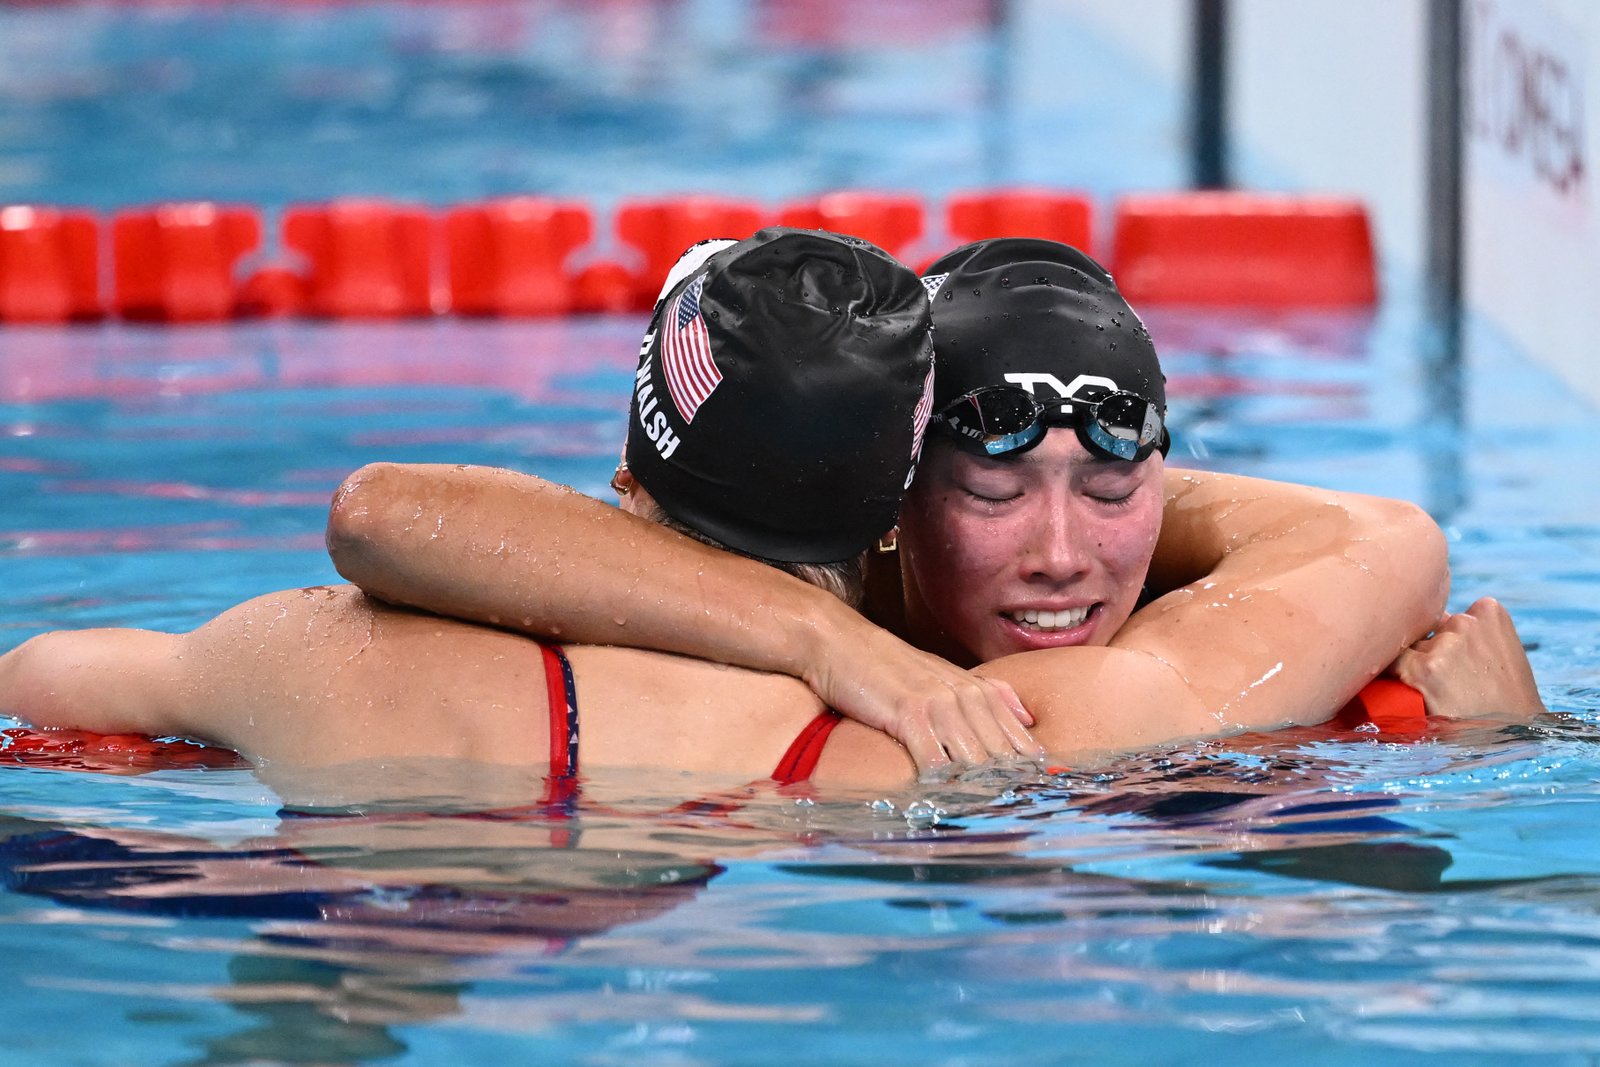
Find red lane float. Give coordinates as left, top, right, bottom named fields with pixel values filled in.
left=284, top=199, right=436, bottom=318
left=1110, top=192, right=1378, bottom=307
left=235, top=266, right=308, bottom=319
left=1, top=726, right=247, bottom=774
left=946, top=188, right=1095, bottom=257
left=780, top=190, right=925, bottom=262
left=0, top=190, right=1388, bottom=324
left=1331, top=678, right=1427, bottom=736
left=0, top=206, right=101, bottom=324
left=112, top=203, right=261, bottom=323
left=579, top=196, right=768, bottom=312
left=447, top=197, right=593, bottom=317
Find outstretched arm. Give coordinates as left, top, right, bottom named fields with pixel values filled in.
left=0, top=588, right=549, bottom=768
left=326, top=462, right=1035, bottom=772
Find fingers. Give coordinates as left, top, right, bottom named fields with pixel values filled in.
left=946, top=678, right=1044, bottom=760
left=931, top=701, right=994, bottom=766
left=933, top=683, right=1015, bottom=763
left=983, top=679, right=1046, bottom=756
left=893, top=679, right=1045, bottom=774
left=988, top=678, right=1034, bottom=727
left=898, top=721, right=954, bottom=775
left=1464, top=595, right=1507, bottom=621
left=1391, top=630, right=1460, bottom=691
left=1387, top=595, right=1544, bottom=720
left=1388, top=644, right=1430, bottom=691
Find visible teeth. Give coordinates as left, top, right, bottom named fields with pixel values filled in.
left=1009, top=607, right=1089, bottom=631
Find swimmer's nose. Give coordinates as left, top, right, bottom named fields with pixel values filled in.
left=1017, top=505, right=1093, bottom=585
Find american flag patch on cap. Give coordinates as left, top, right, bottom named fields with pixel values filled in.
left=660, top=275, right=722, bottom=423
left=905, top=361, right=935, bottom=489
left=911, top=362, right=935, bottom=458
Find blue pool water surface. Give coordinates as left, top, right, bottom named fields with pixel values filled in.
left=3, top=4, right=1600, bottom=1066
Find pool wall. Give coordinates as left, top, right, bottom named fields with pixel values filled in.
left=1079, top=0, right=1598, bottom=407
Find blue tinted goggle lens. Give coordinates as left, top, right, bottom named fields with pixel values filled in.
left=932, top=386, right=1168, bottom=462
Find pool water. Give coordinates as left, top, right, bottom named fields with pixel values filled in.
left=4, top=4, right=1600, bottom=1066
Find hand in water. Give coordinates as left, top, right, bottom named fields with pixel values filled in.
left=1389, top=597, right=1545, bottom=720
left=801, top=623, right=1043, bottom=775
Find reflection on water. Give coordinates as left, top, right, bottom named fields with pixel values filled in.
left=9, top=724, right=1600, bottom=1065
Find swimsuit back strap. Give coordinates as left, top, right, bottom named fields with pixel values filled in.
left=539, top=642, right=579, bottom=778
left=771, top=711, right=842, bottom=785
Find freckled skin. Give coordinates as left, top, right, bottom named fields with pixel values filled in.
left=896, top=433, right=1165, bottom=667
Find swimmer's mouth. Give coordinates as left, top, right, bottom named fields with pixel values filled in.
left=1004, top=606, right=1092, bottom=632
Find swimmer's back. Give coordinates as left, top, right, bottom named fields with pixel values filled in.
left=567, top=645, right=912, bottom=786
left=172, top=585, right=912, bottom=786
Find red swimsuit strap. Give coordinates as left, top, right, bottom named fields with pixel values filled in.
left=771, top=711, right=842, bottom=785
left=539, top=642, right=578, bottom=778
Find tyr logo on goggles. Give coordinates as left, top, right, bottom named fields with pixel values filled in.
left=930, top=385, right=1169, bottom=462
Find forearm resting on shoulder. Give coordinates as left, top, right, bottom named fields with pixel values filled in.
left=326, top=461, right=856, bottom=679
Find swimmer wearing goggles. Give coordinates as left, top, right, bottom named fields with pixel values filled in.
left=929, top=384, right=1169, bottom=462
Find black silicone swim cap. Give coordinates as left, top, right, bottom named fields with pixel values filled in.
left=625, top=227, right=934, bottom=564
left=923, top=237, right=1166, bottom=413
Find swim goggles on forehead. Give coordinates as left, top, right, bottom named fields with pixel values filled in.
left=930, top=385, right=1170, bottom=462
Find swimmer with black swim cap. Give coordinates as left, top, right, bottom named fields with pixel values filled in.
left=890, top=238, right=1176, bottom=666
left=617, top=227, right=934, bottom=600
left=922, top=238, right=1168, bottom=464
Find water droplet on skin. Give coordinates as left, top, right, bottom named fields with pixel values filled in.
left=999, top=276, right=1011, bottom=287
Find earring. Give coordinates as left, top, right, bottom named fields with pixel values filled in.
left=610, top=463, right=631, bottom=496
left=875, top=528, right=899, bottom=554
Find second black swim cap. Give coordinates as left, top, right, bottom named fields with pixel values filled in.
left=923, top=237, right=1166, bottom=412
left=625, top=227, right=934, bottom=564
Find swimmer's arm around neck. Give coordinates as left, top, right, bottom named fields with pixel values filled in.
left=1126, top=469, right=1449, bottom=730
left=326, top=463, right=1037, bottom=771
left=328, top=461, right=832, bottom=668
